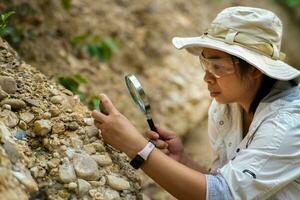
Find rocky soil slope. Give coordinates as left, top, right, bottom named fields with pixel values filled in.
left=0, top=38, right=142, bottom=200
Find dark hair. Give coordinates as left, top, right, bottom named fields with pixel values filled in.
left=235, top=58, right=277, bottom=114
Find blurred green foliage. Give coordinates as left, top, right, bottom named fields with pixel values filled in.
left=88, top=96, right=100, bottom=111
left=0, top=11, right=15, bottom=36
left=278, top=0, right=300, bottom=7
left=1, top=26, right=24, bottom=47
left=58, top=74, right=88, bottom=101
left=61, top=0, right=72, bottom=10
left=72, top=34, right=120, bottom=62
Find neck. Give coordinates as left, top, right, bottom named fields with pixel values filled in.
left=238, top=80, right=262, bottom=115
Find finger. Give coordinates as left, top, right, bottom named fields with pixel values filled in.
left=152, top=139, right=168, bottom=149
left=161, top=149, right=170, bottom=155
left=94, top=121, right=102, bottom=129
left=91, top=110, right=107, bottom=123
left=155, top=124, right=176, bottom=140
left=146, top=130, right=159, bottom=140
left=99, top=93, right=119, bottom=115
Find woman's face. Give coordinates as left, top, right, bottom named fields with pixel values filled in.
left=201, top=48, right=256, bottom=105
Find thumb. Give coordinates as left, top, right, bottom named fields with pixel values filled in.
left=99, top=93, right=119, bottom=115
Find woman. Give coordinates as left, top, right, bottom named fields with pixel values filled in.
left=92, top=6, right=300, bottom=200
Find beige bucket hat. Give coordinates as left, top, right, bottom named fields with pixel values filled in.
left=172, top=6, right=300, bottom=80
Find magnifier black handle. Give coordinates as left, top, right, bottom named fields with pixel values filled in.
left=147, top=118, right=158, bottom=132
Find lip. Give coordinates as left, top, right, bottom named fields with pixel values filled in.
left=210, top=91, right=220, bottom=97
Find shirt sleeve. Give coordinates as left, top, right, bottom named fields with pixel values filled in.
left=206, top=174, right=233, bottom=200
left=219, top=111, right=300, bottom=200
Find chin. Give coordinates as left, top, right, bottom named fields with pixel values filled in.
left=214, top=97, right=231, bottom=104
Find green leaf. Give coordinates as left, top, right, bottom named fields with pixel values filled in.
left=103, top=38, right=120, bottom=53
left=88, top=96, right=100, bottom=111
left=61, top=0, right=72, bottom=10
left=74, top=74, right=88, bottom=84
left=58, top=77, right=79, bottom=93
left=76, top=91, right=86, bottom=101
left=71, top=33, right=88, bottom=46
left=1, top=11, right=15, bottom=23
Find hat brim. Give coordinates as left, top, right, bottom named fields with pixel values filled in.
left=172, top=35, right=300, bottom=81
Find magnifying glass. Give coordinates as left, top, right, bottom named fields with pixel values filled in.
left=125, top=74, right=158, bottom=133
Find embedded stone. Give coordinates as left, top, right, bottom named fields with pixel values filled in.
left=49, top=105, right=60, bottom=117
left=24, top=97, right=40, bottom=107
left=33, top=120, right=51, bottom=136
left=52, top=122, right=65, bottom=134
left=73, top=154, right=99, bottom=181
left=0, top=87, right=8, bottom=100
left=0, top=76, right=17, bottom=94
left=1, top=99, right=26, bottom=110
left=20, top=112, right=35, bottom=123
left=85, top=125, right=99, bottom=138
left=0, top=109, right=19, bottom=128
left=91, top=153, right=112, bottom=166
left=104, top=188, right=120, bottom=199
left=12, top=170, right=38, bottom=193
left=78, top=179, right=91, bottom=196
left=51, top=95, right=63, bottom=104
left=3, top=141, right=20, bottom=163
left=106, top=175, right=130, bottom=191
left=59, top=158, right=77, bottom=183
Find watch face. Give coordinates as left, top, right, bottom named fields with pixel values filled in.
left=130, top=154, right=145, bottom=169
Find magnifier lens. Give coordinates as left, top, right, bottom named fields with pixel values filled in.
left=129, top=82, right=146, bottom=113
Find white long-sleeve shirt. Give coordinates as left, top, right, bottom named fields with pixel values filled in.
left=206, top=80, right=300, bottom=200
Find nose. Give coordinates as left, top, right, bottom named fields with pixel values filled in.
left=203, top=71, right=216, bottom=84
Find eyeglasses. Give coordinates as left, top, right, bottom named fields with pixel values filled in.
left=199, top=51, right=238, bottom=78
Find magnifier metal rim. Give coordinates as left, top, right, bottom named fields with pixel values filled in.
left=125, top=74, right=150, bottom=114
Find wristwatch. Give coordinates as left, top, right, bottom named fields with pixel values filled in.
left=130, top=141, right=155, bottom=169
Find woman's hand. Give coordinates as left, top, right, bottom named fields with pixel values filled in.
left=91, top=94, right=147, bottom=158
left=146, top=125, right=184, bottom=163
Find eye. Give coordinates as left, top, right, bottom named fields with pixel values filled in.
left=212, top=64, right=222, bottom=71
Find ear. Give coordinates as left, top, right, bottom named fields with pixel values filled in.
left=249, top=67, right=263, bottom=80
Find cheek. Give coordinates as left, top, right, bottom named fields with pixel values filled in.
left=216, top=78, right=245, bottom=100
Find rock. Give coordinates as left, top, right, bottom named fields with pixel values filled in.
left=24, top=98, right=40, bottom=107
left=0, top=122, right=13, bottom=143
left=15, top=130, right=27, bottom=140
left=19, top=112, right=35, bottom=123
left=18, top=120, right=28, bottom=130
left=12, top=170, right=38, bottom=193
left=83, top=118, right=94, bottom=126
left=0, top=109, right=19, bottom=128
left=49, top=105, right=60, bottom=117
left=70, top=137, right=83, bottom=149
left=85, top=125, right=99, bottom=138
left=51, top=95, right=63, bottom=104
left=104, top=188, right=120, bottom=199
left=106, top=175, right=130, bottom=191
left=2, top=104, right=11, bottom=110
left=52, top=122, right=65, bottom=134
left=83, top=144, right=96, bottom=154
left=0, top=87, right=8, bottom=100
left=47, top=158, right=60, bottom=168
left=0, top=99, right=26, bottom=110
left=91, top=153, right=112, bottom=166
left=59, top=158, right=77, bottom=183
left=73, top=154, right=99, bottom=181
left=93, top=142, right=105, bottom=152
left=78, top=179, right=91, bottom=196
left=3, top=141, right=20, bottom=163
left=68, top=182, right=77, bottom=191
left=42, top=112, right=51, bottom=119
left=33, top=120, right=51, bottom=136
left=0, top=76, right=17, bottom=94
left=68, top=121, right=79, bottom=131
